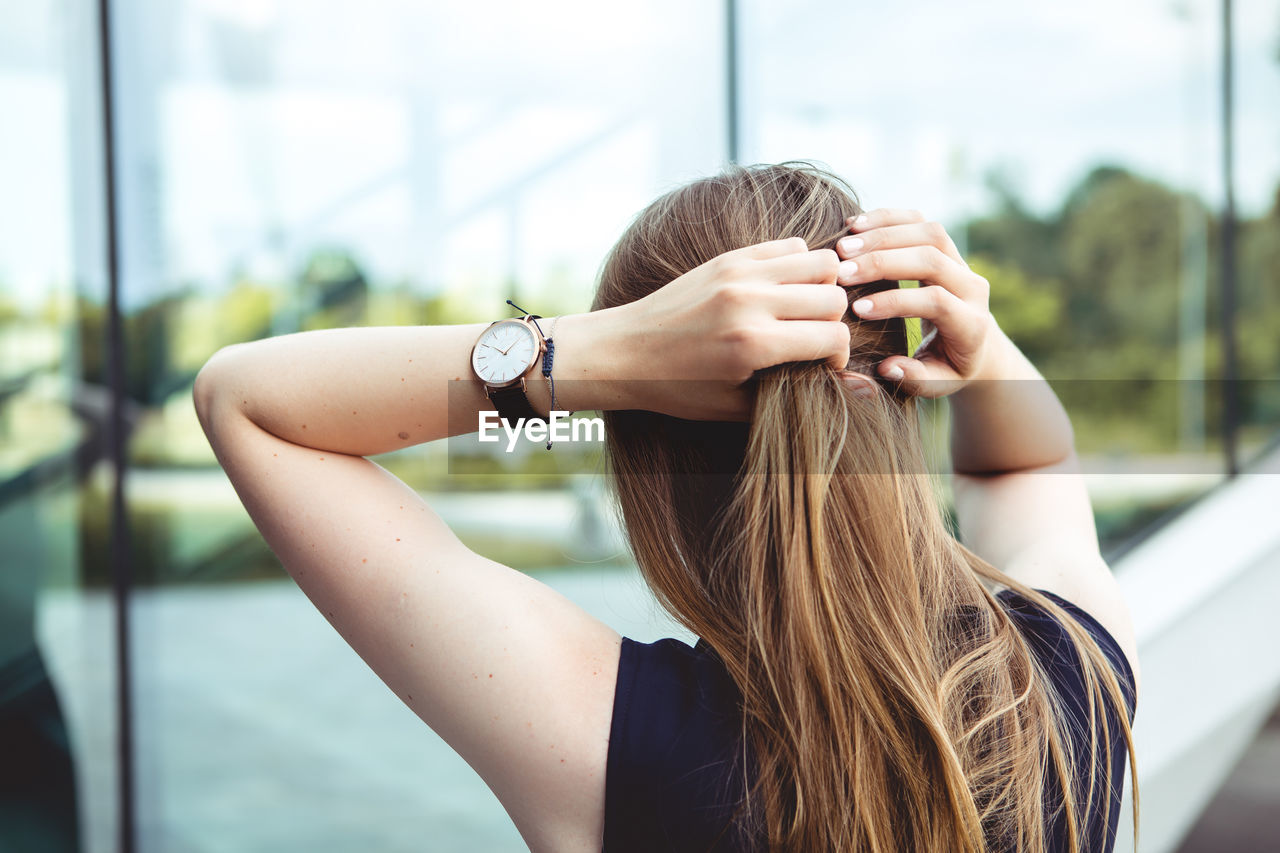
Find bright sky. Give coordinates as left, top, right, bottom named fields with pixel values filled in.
left=1, top=0, right=1277, bottom=309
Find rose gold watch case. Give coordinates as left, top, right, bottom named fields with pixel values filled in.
left=469, top=316, right=547, bottom=393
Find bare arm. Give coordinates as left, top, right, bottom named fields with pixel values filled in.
left=194, top=317, right=623, bottom=458
left=193, top=239, right=850, bottom=850
left=193, top=319, right=627, bottom=851
left=947, top=325, right=1075, bottom=476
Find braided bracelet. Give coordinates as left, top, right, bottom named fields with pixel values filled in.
left=504, top=300, right=569, bottom=450
left=541, top=315, right=566, bottom=450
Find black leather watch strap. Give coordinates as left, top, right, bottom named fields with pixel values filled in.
left=488, top=383, right=543, bottom=426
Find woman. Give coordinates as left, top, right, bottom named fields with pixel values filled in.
left=195, top=163, right=1139, bottom=852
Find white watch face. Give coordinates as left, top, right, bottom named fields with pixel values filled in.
left=472, top=320, right=539, bottom=385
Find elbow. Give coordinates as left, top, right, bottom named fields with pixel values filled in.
left=192, top=344, right=244, bottom=432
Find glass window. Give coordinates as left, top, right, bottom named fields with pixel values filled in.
left=6, top=1, right=1276, bottom=849
left=110, top=1, right=728, bottom=849
left=0, top=1, right=119, bottom=850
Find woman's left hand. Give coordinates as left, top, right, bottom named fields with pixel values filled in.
left=833, top=209, right=995, bottom=398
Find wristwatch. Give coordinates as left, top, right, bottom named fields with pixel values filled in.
left=470, top=315, right=547, bottom=425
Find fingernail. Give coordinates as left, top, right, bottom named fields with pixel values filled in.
left=850, top=383, right=875, bottom=399
left=838, top=260, right=858, bottom=282
left=851, top=298, right=873, bottom=316
left=853, top=215, right=869, bottom=228
left=884, top=364, right=904, bottom=381
left=839, top=236, right=864, bottom=254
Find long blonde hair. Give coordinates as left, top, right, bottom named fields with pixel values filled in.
left=592, top=163, right=1137, bottom=851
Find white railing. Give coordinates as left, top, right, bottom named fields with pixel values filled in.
left=1113, top=445, right=1280, bottom=852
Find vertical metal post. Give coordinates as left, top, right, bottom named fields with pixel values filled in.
left=95, top=0, right=136, bottom=849
left=1220, top=0, right=1239, bottom=476
left=725, top=0, right=740, bottom=164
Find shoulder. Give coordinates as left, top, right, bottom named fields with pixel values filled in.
left=999, top=548, right=1141, bottom=698
left=952, top=454, right=1141, bottom=694
left=996, top=587, right=1138, bottom=717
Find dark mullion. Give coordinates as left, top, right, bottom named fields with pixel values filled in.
left=1220, top=0, right=1239, bottom=477
left=95, top=0, right=136, bottom=850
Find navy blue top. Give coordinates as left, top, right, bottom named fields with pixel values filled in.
left=604, top=589, right=1137, bottom=852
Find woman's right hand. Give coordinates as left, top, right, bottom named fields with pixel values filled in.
left=834, top=209, right=998, bottom=398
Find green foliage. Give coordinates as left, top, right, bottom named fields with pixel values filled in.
left=299, top=247, right=370, bottom=331
left=968, top=255, right=1064, bottom=363
left=1058, top=169, right=1196, bottom=352
left=1238, top=189, right=1280, bottom=380
left=0, top=293, right=19, bottom=325
left=969, top=171, right=1062, bottom=281
left=962, top=163, right=1280, bottom=456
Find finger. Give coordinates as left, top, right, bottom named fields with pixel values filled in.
left=837, top=246, right=985, bottom=303
left=847, top=208, right=926, bottom=233
left=836, top=222, right=964, bottom=266
left=758, top=283, right=849, bottom=321
left=755, top=248, right=840, bottom=285
left=732, top=236, right=809, bottom=261
left=760, top=320, right=851, bottom=371
left=876, top=355, right=965, bottom=399
left=850, top=285, right=975, bottom=337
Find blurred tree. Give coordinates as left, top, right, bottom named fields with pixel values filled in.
left=0, top=292, right=18, bottom=325
left=967, top=168, right=1062, bottom=281
left=1059, top=167, right=1196, bottom=363
left=958, top=165, right=1225, bottom=452
left=967, top=254, right=1064, bottom=365
left=74, top=298, right=106, bottom=389
left=1238, top=185, right=1280, bottom=372
left=125, top=293, right=193, bottom=405
left=76, top=292, right=193, bottom=405
left=299, top=247, right=368, bottom=330
left=219, top=279, right=276, bottom=344
left=1237, top=184, right=1280, bottom=431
